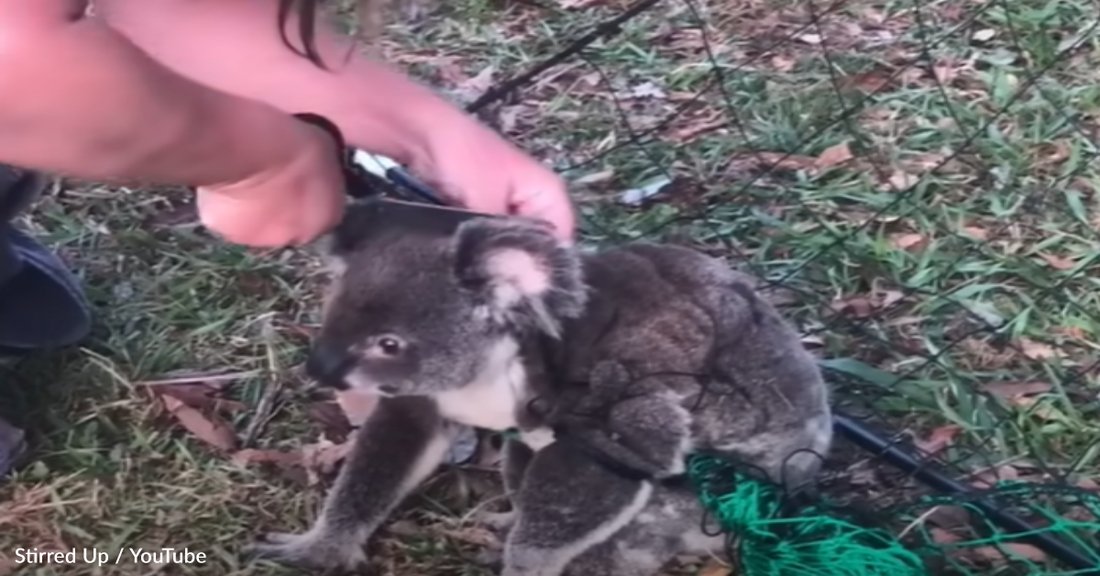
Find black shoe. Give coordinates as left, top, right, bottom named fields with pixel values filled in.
left=0, top=166, right=92, bottom=356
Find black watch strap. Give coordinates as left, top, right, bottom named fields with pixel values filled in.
left=292, top=112, right=380, bottom=200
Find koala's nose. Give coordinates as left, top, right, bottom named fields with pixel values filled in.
left=305, top=342, right=353, bottom=389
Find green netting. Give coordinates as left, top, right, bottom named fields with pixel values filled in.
left=687, top=454, right=1100, bottom=576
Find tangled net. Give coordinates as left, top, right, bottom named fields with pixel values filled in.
left=687, top=453, right=1100, bottom=576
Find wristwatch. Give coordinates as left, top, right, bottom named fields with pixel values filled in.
left=292, top=112, right=383, bottom=201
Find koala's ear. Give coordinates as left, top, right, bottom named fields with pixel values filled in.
left=453, top=217, right=587, bottom=336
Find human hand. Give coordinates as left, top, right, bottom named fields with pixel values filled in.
left=194, top=120, right=347, bottom=248
left=412, top=118, right=576, bottom=243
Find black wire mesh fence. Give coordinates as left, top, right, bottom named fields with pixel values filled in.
left=371, top=0, right=1100, bottom=572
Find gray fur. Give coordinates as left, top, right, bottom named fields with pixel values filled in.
left=245, top=198, right=832, bottom=575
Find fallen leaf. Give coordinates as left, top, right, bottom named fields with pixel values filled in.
left=160, top=395, right=238, bottom=452
left=797, top=33, right=823, bottom=45
left=1039, top=253, right=1076, bottom=270
left=980, top=381, right=1052, bottom=401
left=923, top=505, right=972, bottom=530
left=1035, top=140, right=1071, bottom=168
left=751, top=152, right=818, bottom=172
left=842, top=71, right=895, bottom=93
left=930, top=527, right=962, bottom=544
left=968, top=464, right=1019, bottom=488
left=151, top=382, right=246, bottom=414
left=961, top=226, right=989, bottom=240
left=971, top=542, right=1046, bottom=563
left=771, top=55, right=796, bottom=72
left=335, top=390, right=380, bottom=427
left=231, top=448, right=302, bottom=468
left=880, top=290, right=906, bottom=308
left=915, top=425, right=961, bottom=455
left=889, top=233, right=928, bottom=251
left=436, top=526, right=503, bottom=549
left=309, top=401, right=355, bottom=442
left=301, top=440, right=353, bottom=486
left=449, top=65, right=496, bottom=104
left=887, top=171, right=919, bottom=190
left=573, top=169, right=616, bottom=186
left=696, top=560, right=732, bottom=576
left=932, top=62, right=960, bottom=84
left=1053, top=326, right=1086, bottom=340
left=830, top=296, right=877, bottom=318
left=666, top=118, right=727, bottom=143
left=1017, top=338, right=1059, bottom=360
left=815, top=142, right=854, bottom=169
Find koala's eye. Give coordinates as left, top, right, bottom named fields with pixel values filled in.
left=373, top=336, right=405, bottom=357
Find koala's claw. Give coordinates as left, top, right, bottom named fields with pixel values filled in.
left=242, top=531, right=367, bottom=574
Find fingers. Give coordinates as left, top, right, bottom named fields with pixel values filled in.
left=195, top=182, right=346, bottom=248
left=509, top=176, right=577, bottom=245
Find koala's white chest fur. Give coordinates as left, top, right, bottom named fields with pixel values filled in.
left=434, top=337, right=529, bottom=431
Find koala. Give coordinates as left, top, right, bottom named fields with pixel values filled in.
left=243, top=197, right=833, bottom=576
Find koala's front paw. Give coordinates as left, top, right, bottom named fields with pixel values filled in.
left=243, top=530, right=367, bottom=574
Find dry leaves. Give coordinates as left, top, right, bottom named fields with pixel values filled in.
left=839, top=70, right=897, bottom=93
left=446, top=65, right=496, bottom=105
left=885, top=170, right=920, bottom=190
left=1016, top=338, right=1062, bottom=361
left=300, top=440, right=355, bottom=486
left=889, top=233, right=928, bottom=251
left=147, top=379, right=244, bottom=453
left=232, top=439, right=353, bottom=487
left=971, top=542, right=1047, bottom=564
left=667, top=118, right=728, bottom=143
left=1039, top=253, right=1076, bottom=271
left=980, top=381, right=1052, bottom=404
left=726, top=142, right=857, bottom=178
left=931, top=524, right=1048, bottom=567
left=961, top=226, right=989, bottom=240
left=914, top=425, right=961, bottom=456
left=573, top=169, right=616, bottom=186
left=309, top=400, right=356, bottom=443
left=695, top=561, right=732, bottom=576
left=1053, top=325, right=1087, bottom=340
left=145, top=373, right=369, bottom=485
left=815, top=142, right=855, bottom=169
left=160, top=394, right=239, bottom=453
left=663, top=107, right=727, bottom=144
left=830, top=289, right=905, bottom=319
left=771, top=55, right=797, bottom=72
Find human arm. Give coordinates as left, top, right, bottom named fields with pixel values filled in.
left=0, top=0, right=345, bottom=246
left=96, top=0, right=576, bottom=241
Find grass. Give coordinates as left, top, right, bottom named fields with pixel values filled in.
left=3, top=0, right=1100, bottom=574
